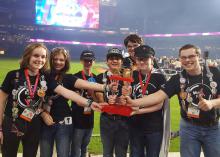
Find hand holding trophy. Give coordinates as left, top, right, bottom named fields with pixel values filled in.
left=102, top=67, right=133, bottom=116
left=120, top=68, right=132, bottom=105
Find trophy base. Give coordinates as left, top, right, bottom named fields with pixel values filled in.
left=101, top=105, right=132, bottom=117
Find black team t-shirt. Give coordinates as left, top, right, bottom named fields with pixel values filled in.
left=130, top=70, right=166, bottom=133
left=1, top=69, right=48, bottom=118
left=161, top=67, right=220, bottom=124
left=71, top=71, right=96, bottom=129
left=47, top=72, right=77, bottom=123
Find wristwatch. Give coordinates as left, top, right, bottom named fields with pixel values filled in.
left=86, top=99, right=94, bottom=107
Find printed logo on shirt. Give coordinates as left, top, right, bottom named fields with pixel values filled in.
left=17, top=85, right=40, bottom=108
left=88, top=77, right=96, bottom=83
left=186, top=83, right=212, bottom=107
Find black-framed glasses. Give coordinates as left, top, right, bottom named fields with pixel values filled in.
left=180, top=54, right=198, bottom=60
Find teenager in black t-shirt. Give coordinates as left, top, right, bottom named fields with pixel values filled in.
left=40, top=47, right=75, bottom=157
left=71, top=50, right=97, bottom=157
left=123, top=34, right=144, bottom=71
left=0, top=43, right=108, bottom=157
left=0, top=43, right=50, bottom=157
left=125, top=44, right=220, bottom=157
left=123, top=45, right=166, bottom=157
left=96, top=48, right=129, bottom=157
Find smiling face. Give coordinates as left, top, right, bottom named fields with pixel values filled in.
left=52, top=53, right=66, bottom=72
left=82, top=59, right=94, bottom=72
left=179, top=47, right=201, bottom=75
left=50, top=47, right=70, bottom=74
left=28, top=47, right=47, bottom=73
left=126, top=41, right=141, bottom=58
left=106, top=56, right=122, bottom=72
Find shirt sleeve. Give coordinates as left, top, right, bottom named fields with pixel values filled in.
left=1, top=70, right=15, bottom=94
left=68, top=74, right=78, bottom=88
left=95, top=73, right=104, bottom=84
left=161, top=74, right=180, bottom=98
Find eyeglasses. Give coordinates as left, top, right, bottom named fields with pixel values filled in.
left=180, top=54, right=197, bottom=61
left=127, top=44, right=140, bottom=49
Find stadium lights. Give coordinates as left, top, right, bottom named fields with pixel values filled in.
left=29, top=38, right=123, bottom=47
left=0, top=50, right=5, bottom=54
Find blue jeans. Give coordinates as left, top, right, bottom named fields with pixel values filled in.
left=180, top=119, right=220, bottom=157
left=100, top=114, right=129, bottom=157
left=40, top=123, right=72, bottom=157
left=70, top=128, right=93, bottom=157
left=129, top=127, right=162, bottom=157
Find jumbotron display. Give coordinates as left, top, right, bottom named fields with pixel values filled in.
left=35, top=0, right=99, bottom=29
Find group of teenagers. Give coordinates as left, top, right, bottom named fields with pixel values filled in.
left=0, top=34, right=220, bottom=157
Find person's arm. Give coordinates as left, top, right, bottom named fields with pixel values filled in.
left=95, top=92, right=105, bottom=103
left=41, top=112, right=55, bottom=126
left=126, top=90, right=168, bottom=107
left=132, top=101, right=164, bottom=115
left=0, top=90, right=8, bottom=144
left=198, top=95, right=220, bottom=111
left=54, top=85, right=104, bottom=111
left=74, top=79, right=106, bottom=92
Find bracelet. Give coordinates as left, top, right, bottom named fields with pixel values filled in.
left=86, top=99, right=94, bottom=108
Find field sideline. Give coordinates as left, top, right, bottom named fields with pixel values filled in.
left=0, top=59, right=181, bottom=153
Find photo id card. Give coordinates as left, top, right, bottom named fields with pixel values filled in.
left=20, top=108, right=35, bottom=122
left=187, top=106, right=200, bottom=119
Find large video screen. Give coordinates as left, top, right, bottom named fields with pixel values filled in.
left=35, top=0, right=99, bottom=29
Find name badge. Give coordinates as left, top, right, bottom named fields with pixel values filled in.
left=20, top=108, right=35, bottom=122
left=84, top=107, right=92, bottom=115
left=64, top=117, right=72, bottom=125
left=187, top=106, right=200, bottom=118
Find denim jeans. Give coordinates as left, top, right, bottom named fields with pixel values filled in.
left=40, top=123, right=72, bottom=157
left=70, top=128, right=93, bottom=157
left=129, top=126, right=162, bottom=157
left=100, top=114, right=129, bottom=157
left=180, top=119, right=220, bottom=157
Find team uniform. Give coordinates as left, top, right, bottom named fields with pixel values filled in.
left=162, top=67, right=220, bottom=157
left=1, top=69, right=48, bottom=157
left=70, top=71, right=96, bottom=157
left=129, top=70, right=166, bottom=157
left=96, top=71, right=129, bottom=157
left=40, top=72, right=77, bottom=157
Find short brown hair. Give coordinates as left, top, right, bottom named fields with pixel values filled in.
left=179, top=44, right=201, bottom=56
left=50, top=47, right=70, bottom=74
left=124, top=34, right=144, bottom=47
left=20, top=43, right=49, bottom=72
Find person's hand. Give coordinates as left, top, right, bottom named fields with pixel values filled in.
left=130, top=106, right=140, bottom=116
left=0, top=131, right=3, bottom=144
left=91, top=102, right=107, bottom=112
left=108, top=82, right=118, bottom=93
left=119, top=95, right=127, bottom=105
left=198, top=96, right=214, bottom=111
left=122, top=85, right=132, bottom=96
left=125, top=96, right=139, bottom=107
left=108, top=95, right=117, bottom=105
left=41, top=112, right=55, bottom=126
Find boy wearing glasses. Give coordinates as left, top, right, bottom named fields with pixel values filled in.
left=123, top=34, right=144, bottom=70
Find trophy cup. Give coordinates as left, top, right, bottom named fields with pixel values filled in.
left=101, top=68, right=133, bottom=116
left=122, top=68, right=132, bottom=96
